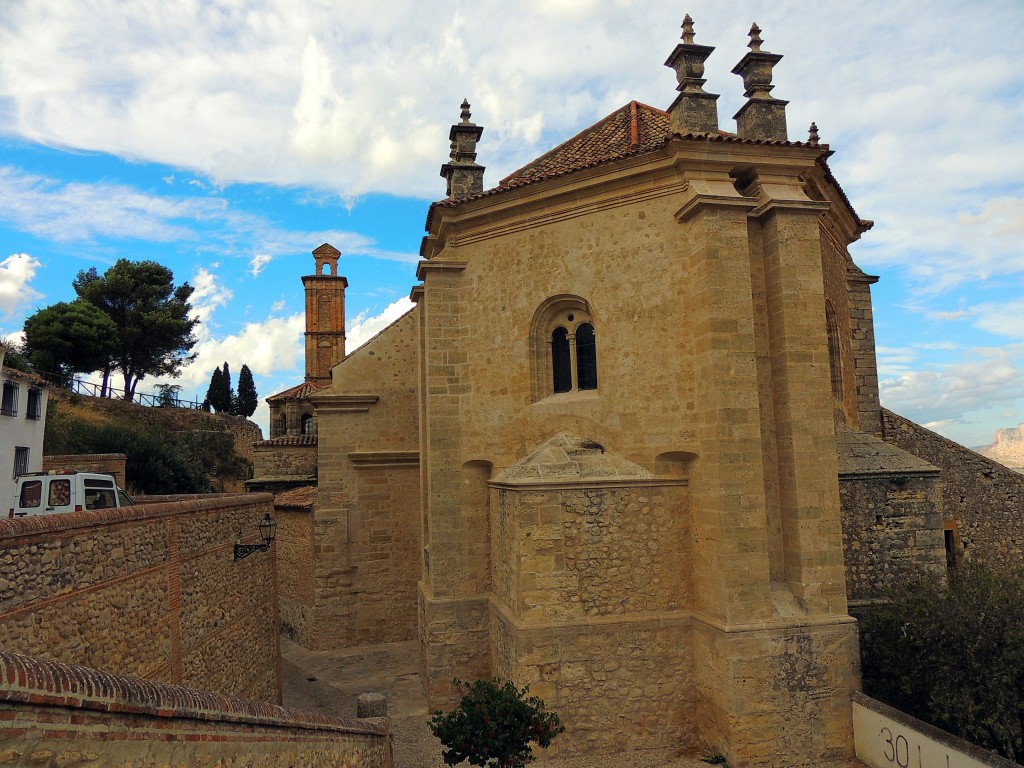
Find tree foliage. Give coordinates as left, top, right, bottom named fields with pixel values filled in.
left=22, top=300, right=118, bottom=383
left=73, top=259, right=198, bottom=401
left=859, top=561, right=1024, bottom=762
left=234, top=363, right=258, bottom=417
left=205, top=366, right=231, bottom=413
left=429, top=679, right=564, bottom=768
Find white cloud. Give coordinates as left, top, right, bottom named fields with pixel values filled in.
left=0, top=253, right=42, bottom=322
left=249, top=253, right=273, bottom=277
left=346, top=297, right=415, bottom=350
left=880, top=343, right=1024, bottom=443
left=189, top=267, right=234, bottom=330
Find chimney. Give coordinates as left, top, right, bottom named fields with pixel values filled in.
left=439, top=99, right=485, bottom=200
left=664, top=14, right=720, bottom=135
left=731, top=23, right=788, bottom=142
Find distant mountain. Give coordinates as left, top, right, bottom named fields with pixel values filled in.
left=977, top=423, right=1024, bottom=472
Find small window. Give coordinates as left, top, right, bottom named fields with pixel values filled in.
left=301, top=413, right=315, bottom=435
left=1, top=381, right=18, bottom=416
left=825, top=300, right=843, bottom=400
left=279, top=413, right=288, bottom=437
left=576, top=323, right=598, bottom=390
left=19, top=479, right=41, bottom=508
left=12, top=447, right=29, bottom=479
left=551, top=328, right=572, bottom=393
left=48, top=479, right=71, bottom=507
left=26, top=388, right=42, bottom=420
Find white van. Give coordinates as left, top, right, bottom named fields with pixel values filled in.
left=7, top=472, right=134, bottom=518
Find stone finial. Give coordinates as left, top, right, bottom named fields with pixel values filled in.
left=439, top=99, right=485, bottom=201
left=681, top=14, right=696, bottom=45
left=731, top=22, right=789, bottom=141
left=747, top=22, right=763, bottom=52
left=663, top=13, right=720, bottom=134
left=808, top=122, right=820, bottom=147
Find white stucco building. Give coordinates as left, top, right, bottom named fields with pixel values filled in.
left=0, top=346, right=49, bottom=511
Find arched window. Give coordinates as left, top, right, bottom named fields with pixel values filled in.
left=576, top=323, right=597, bottom=390
left=530, top=295, right=598, bottom=400
left=279, top=413, right=287, bottom=436
left=825, top=300, right=843, bottom=400
left=301, top=413, right=314, bottom=435
left=551, top=327, right=572, bottom=393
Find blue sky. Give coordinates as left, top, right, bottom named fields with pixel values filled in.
left=1, top=0, right=1022, bottom=446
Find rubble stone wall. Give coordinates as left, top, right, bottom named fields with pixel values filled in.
left=0, top=493, right=281, bottom=702
left=883, top=410, right=1024, bottom=567
left=839, top=472, right=946, bottom=604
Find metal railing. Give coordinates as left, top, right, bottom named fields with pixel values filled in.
left=45, top=374, right=204, bottom=410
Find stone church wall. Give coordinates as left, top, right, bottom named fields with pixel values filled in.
left=883, top=409, right=1024, bottom=567
left=0, top=493, right=280, bottom=703
left=312, top=310, right=421, bottom=650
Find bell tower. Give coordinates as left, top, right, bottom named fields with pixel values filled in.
left=302, top=243, right=347, bottom=385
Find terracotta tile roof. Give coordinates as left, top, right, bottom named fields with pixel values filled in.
left=274, top=485, right=317, bottom=509
left=423, top=101, right=838, bottom=237
left=497, top=100, right=671, bottom=191
left=266, top=381, right=321, bottom=402
left=255, top=435, right=318, bottom=447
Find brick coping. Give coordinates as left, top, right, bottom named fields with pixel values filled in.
left=0, top=651, right=386, bottom=736
left=0, top=493, right=274, bottom=539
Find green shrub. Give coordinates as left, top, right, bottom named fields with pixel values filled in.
left=429, top=678, right=564, bottom=768
left=859, top=561, right=1024, bottom=762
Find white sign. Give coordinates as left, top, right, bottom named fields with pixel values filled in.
left=853, top=700, right=1004, bottom=768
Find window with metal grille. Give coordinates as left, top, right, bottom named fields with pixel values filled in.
left=13, top=447, right=29, bottom=478
left=1, top=381, right=18, bottom=417
left=301, top=413, right=315, bottom=435
left=26, top=387, right=41, bottom=420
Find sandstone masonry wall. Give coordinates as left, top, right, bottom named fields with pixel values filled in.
left=883, top=409, right=1024, bottom=566
left=0, top=493, right=281, bottom=702
left=277, top=506, right=316, bottom=645
left=0, top=650, right=391, bottom=768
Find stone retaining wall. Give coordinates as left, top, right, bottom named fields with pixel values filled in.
left=883, top=410, right=1024, bottom=566
left=0, top=650, right=392, bottom=768
left=0, top=493, right=281, bottom=702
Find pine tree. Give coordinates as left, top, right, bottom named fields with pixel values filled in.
left=234, top=364, right=259, bottom=417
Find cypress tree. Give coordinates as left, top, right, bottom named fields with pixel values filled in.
left=234, top=364, right=258, bottom=417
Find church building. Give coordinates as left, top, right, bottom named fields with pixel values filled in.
left=253, top=16, right=1024, bottom=767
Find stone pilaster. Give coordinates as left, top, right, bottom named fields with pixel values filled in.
left=415, top=257, right=491, bottom=706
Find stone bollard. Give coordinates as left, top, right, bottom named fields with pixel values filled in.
left=357, top=692, right=388, bottom=718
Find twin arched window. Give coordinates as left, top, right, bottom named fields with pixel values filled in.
left=531, top=295, right=598, bottom=400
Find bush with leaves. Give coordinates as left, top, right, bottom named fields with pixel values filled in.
left=429, top=678, right=564, bottom=768
left=859, top=561, right=1024, bottom=762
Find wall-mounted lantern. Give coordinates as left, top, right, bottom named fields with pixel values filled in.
left=234, top=513, right=278, bottom=560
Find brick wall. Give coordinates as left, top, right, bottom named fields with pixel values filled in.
left=883, top=409, right=1024, bottom=567
left=0, top=493, right=281, bottom=702
left=0, top=650, right=392, bottom=768
left=42, top=453, right=127, bottom=488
